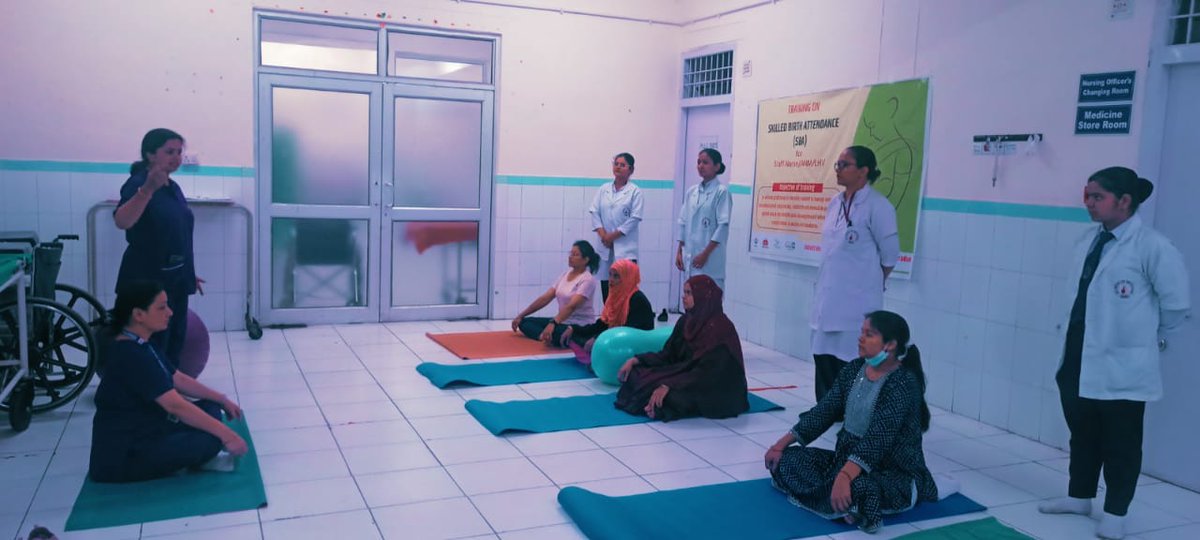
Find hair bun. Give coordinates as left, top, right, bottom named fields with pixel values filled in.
left=1136, top=177, right=1154, bottom=203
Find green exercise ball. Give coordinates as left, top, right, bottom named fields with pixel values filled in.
left=591, top=325, right=673, bottom=386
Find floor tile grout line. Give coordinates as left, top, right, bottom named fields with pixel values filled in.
left=251, top=327, right=381, bottom=538
left=27, top=324, right=1200, bottom=540
left=17, top=397, right=87, bottom=538
left=336, top=323, right=503, bottom=537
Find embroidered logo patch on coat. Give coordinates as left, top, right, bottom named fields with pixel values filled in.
left=1115, top=279, right=1134, bottom=298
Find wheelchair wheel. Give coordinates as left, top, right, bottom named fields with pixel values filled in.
left=55, top=283, right=111, bottom=330
left=8, top=378, right=33, bottom=431
left=0, top=298, right=97, bottom=413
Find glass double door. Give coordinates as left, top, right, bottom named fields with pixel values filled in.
left=258, top=75, right=493, bottom=324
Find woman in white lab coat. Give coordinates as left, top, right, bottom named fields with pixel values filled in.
left=676, top=148, right=732, bottom=290
left=590, top=152, right=644, bottom=301
left=1039, top=167, right=1190, bottom=540
left=809, top=146, right=899, bottom=402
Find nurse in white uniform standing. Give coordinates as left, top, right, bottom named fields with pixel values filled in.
left=676, top=148, right=732, bottom=290
left=810, top=146, right=899, bottom=401
left=1039, top=167, right=1190, bottom=540
left=590, top=152, right=644, bottom=301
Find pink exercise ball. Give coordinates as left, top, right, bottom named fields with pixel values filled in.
left=177, top=309, right=210, bottom=378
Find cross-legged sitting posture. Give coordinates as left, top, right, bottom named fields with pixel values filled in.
left=511, top=240, right=600, bottom=346
left=559, top=259, right=654, bottom=364
left=765, top=311, right=937, bottom=534
left=89, top=280, right=247, bottom=483
left=613, top=275, right=747, bottom=421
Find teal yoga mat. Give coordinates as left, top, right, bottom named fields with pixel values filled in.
left=558, top=479, right=987, bottom=540
left=465, top=392, right=783, bottom=435
left=894, top=517, right=1033, bottom=539
left=65, top=417, right=268, bottom=531
left=416, top=357, right=588, bottom=388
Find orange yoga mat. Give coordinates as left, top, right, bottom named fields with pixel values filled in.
left=426, top=330, right=567, bottom=359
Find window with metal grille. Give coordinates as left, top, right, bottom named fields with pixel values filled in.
left=682, top=50, right=733, bottom=99
left=1171, top=0, right=1200, bottom=45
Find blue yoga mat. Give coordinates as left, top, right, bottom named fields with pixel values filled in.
left=65, top=416, right=267, bottom=531
left=558, top=479, right=987, bottom=540
left=416, top=357, right=588, bottom=388
left=465, top=392, right=783, bottom=435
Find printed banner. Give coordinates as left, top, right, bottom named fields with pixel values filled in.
left=749, top=79, right=928, bottom=277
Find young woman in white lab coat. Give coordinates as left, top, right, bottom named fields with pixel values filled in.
left=590, top=152, right=644, bottom=301
left=1039, top=167, right=1190, bottom=540
left=676, top=148, right=732, bottom=290
left=809, top=146, right=900, bottom=402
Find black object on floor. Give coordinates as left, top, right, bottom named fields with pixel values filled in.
left=657, top=309, right=669, bottom=322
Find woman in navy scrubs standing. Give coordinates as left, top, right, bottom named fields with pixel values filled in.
left=113, top=128, right=203, bottom=368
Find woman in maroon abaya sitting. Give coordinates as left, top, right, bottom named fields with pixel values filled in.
left=614, top=275, right=749, bottom=421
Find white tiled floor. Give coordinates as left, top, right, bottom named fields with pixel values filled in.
left=3, top=319, right=1199, bottom=539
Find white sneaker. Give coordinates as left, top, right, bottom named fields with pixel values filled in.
left=1096, top=512, right=1125, bottom=540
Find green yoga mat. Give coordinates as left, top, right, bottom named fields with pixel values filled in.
left=894, top=517, right=1033, bottom=539
left=65, top=416, right=268, bottom=531
left=465, top=392, right=783, bottom=435
left=416, top=357, right=588, bottom=388
left=558, top=479, right=987, bottom=540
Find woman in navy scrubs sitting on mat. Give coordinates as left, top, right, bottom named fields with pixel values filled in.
left=113, top=128, right=203, bottom=368
left=89, top=280, right=246, bottom=483
left=764, top=311, right=937, bottom=534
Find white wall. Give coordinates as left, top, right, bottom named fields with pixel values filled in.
left=678, top=0, right=1161, bottom=448
left=0, top=0, right=683, bottom=327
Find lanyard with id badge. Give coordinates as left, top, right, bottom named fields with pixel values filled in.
left=839, top=191, right=861, bottom=245
left=121, top=330, right=180, bottom=423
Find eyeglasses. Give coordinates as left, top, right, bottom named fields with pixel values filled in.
left=834, top=160, right=857, bottom=171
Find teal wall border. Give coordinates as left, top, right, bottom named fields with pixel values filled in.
left=496, top=175, right=673, bottom=190
left=0, top=159, right=255, bottom=177
left=922, top=197, right=1090, bottom=223
left=727, top=183, right=1086, bottom=222
left=1, top=162, right=1089, bottom=223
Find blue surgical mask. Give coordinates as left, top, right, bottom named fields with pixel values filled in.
left=865, top=348, right=889, bottom=367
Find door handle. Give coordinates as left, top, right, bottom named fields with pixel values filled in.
left=384, top=182, right=394, bottom=187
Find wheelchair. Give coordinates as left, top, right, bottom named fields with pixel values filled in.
left=0, top=232, right=107, bottom=430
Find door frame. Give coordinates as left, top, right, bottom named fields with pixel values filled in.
left=379, top=82, right=494, bottom=321
left=1133, top=0, right=1200, bottom=490
left=669, top=43, right=737, bottom=312
left=256, top=74, right=383, bottom=326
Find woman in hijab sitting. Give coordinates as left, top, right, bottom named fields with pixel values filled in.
left=559, top=259, right=655, bottom=363
left=614, top=275, right=748, bottom=421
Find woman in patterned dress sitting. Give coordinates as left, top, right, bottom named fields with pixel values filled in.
left=763, top=310, right=938, bottom=533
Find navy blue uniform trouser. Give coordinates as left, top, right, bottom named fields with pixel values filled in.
left=122, top=399, right=223, bottom=482
left=1057, top=320, right=1145, bottom=516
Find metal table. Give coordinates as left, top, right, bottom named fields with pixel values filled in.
left=87, top=198, right=262, bottom=339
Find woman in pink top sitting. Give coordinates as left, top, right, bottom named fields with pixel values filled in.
left=511, top=240, right=600, bottom=345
